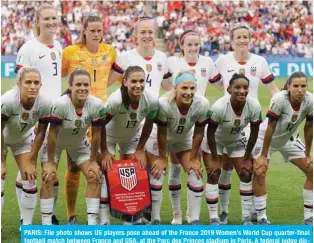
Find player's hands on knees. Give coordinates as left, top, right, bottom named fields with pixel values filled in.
left=254, top=156, right=268, bottom=174
left=1, top=163, right=6, bottom=180
left=151, top=157, right=167, bottom=179
left=241, top=159, right=253, bottom=174
left=87, top=160, right=102, bottom=183
left=24, top=163, right=38, bottom=183
left=102, top=150, right=114, bottom=171
left=134, top=149, right=146, bottom=170
left=188, top=158, right=202, bottom=179
left=205, top=161, right=220, bottom=181
left=42, top=162, right=57, bottom=184
left=306, top=154, right=313, bottom=168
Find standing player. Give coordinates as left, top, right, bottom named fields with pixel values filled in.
left=147, top=71, right=211, bottom=224
left=252, top=72, right=312, bottom=225
left=1, top=67, right=51, bottom=227
left=215, top=23, right=279, bottom=224
left=62, top=13, right=116, bottom=224
left=42, top=69, right=105, bottom=225
left=15, top=4, right=62, bottom=225
left=202, top=73, right=262, bottom=224
left=107, top=17, right=171, bottom=224
left=158, top=29, right=223, bottom=224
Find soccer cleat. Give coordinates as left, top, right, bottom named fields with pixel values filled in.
left=210, top=218, right=220, bottom=225
left=250, top=212, right=258, bottom=222
left=190, top=220, right=201, bottom=225
left=151, top=220, right=161, bottom=225
left=52, top=215, right=59, bottom=225
left=242, top=217, right=253, bottom=225
left=304, top=217, right=313, bottom=225
left=171, top=211, right=182, bottom=225
left=258, top=218, right=270, bottom=225
left=67, top=216, right=77, bottom=225
left=219, top=211, right=228, bottom=225
left=19, top=219, right=23, bottom=232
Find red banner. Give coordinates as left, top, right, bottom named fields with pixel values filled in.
left=106, top=159, right=151, bottom=223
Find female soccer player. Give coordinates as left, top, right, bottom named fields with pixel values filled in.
left=215, top=23, right=279, bottom=224
left=15, top=3, right=62, bottom=225
left=107, top=17, right=171, bottom=224
left=159, top=29, right=223, bottom=225
left=203, top=73, right=262, bottom=225
left=62, top=13, right=116, bottom=224
left=42, top=68, right=105, bottom=225
left=148, top=71, right=211, bottom=224
left=252, top=72, right=312, bottom=225
left=1, top=67, right=51, bottom=226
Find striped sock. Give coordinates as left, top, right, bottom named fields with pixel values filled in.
left=218, top=169, right=232, bottom=214
left=168, top=163, right=182, bottom=215
left=41, top=198, right=54, bottom=225
left=303, top=189, right=313, bottom=220
left=100, top=174, right=110, bottom=224
left=21, top=180, right=38, bottom=225
left=206, top=183, right=219, bottom=220
left=16, top=171, right=23, bottom=220
left=187, top=171, right=204, bottom=222
left=150, top=174, right=164, bottom=222
left=240, top=181, right=253, bottom=219
left=254, top=194, right=267, bottom=221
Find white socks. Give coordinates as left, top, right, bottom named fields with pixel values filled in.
left=187, top=170, right=203, bottom=222
left=100, top=174, right=110, bottom=224
left=206, top=183, right=219, bottom=220
left=41, top=198, right=54, bottom=225
left=86, top=198, right=100, bottom=225
left=150, top=173, right=165, bottom=222
left=218, top=169, right=232, bottom=214
left=21, top=180, right=38, bottom=225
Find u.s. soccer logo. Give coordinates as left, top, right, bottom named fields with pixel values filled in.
left=119, top=167, right=137, bottom=191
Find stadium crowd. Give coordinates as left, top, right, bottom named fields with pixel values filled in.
left=1, top=1, right=313, bottom=57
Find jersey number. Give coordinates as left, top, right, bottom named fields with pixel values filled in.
left=72, top=128, right=80, bottom=135
left=230, top=127, right=241, bottom=134
left=126, top=120, right=137, bottom=128
left=146, top=74, right=152, bottom=87
left=52, top=62, right=58, bottom=76
left=176, top=125, right=184, bottom=134
left=20, top=122, right=27, bottom=132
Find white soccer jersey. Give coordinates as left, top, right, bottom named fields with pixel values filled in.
left=112, top=48, right=168, bottom=94
left=16, top=38, right=62, bottom=100
left=216, top=52, right=275, bottom=100
left=209, top=95, right=262, bottom=144
left=105, top=89, right=159, bottom=143
left=167, top=55, right=222, bottom=96
left=1, top=88, right=51, bottom=144
left=50, top=95, right=106, bottom=149
left=156, top=94, right=210, bottom=143
left=259, top=91, right=313, bottom=149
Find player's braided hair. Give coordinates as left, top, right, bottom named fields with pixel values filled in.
left=63, top=68, right=91, bottom=95
left=77, top=12, right=103, bottom=45
left=227, top=73, right=250, bottom=94
left=282, top=71, right=307, bottom=91
left=34, top=4, right=57, bottom=37
left=17, top=67, right=41, bottom=85
left=120, top=66, right=145, bottom=109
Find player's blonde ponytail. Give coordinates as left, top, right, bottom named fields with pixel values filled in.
left=34, top=4, right=56, bottom=37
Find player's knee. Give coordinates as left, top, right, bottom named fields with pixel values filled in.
left=207, top=167, right=221, bottom=183
left=87, top=170, right=99, bottom=184
left=254, top=164, right=268, bottom=177
left=239, top=171, right=251, bottom=183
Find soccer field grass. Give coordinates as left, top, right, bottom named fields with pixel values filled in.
left=1, top=77, right=313, bottom=243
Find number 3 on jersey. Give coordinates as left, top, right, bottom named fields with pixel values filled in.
left=52, top=62, right=58, bottom=76
left=146, top=74, right=152, bottom=87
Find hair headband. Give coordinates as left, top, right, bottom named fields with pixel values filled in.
left=175, top=73, right=197, bottom=85
left=180, top=31, right=198, bottom=44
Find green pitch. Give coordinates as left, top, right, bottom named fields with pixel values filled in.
left=1, top=77, right=313, bottom=243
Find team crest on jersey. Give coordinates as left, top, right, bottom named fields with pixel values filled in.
left=75, top=120, right=82, bottom=128
left=91, top=59, right=97, bottom=67
left=22, top=112, right=29, bottom=121
left=103, top=55, right=107, bottom=64
left=146, top=64, right=152, bottom=72
left=250, top=66, right=257, bottom=76
left=157, top=62, right=162, bottom=72
left=141, top=108, right=147, bottom=116
left=201, top=68, right=207, bottom=77
left=32, top=110, right=40, bottom=120
left=291, top=114, right=298, bottom=123
left=130, top=112, right=137, bottom=120
left=153, top=141, right=159, bottom=151
left=190, top=114, right=198, bottom=122
left=179, top=118, right=186, bottom=125
left=119, top=167, right=137, bottom=191
left=234, top=119, right=241, bottom=127
left=50, top=52, right=56, bottom=61
left=239, top=68, right=246, bottom=74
